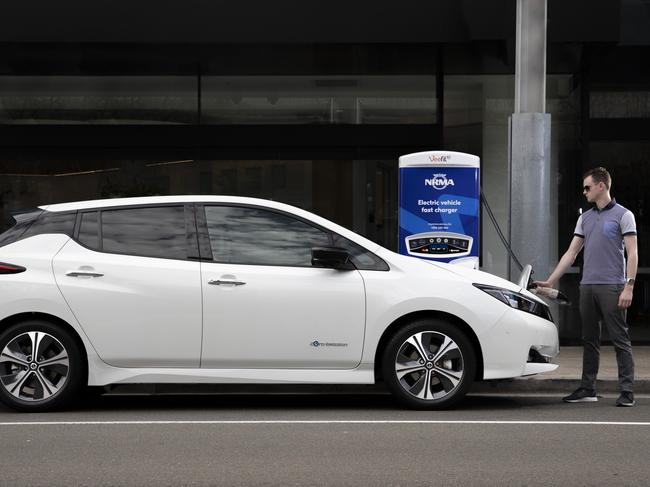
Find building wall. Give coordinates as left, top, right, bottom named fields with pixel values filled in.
left=1, top=0, right=648, bottom=343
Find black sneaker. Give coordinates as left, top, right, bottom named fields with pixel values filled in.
left=563, top=388, right=598, bottom=403
left=616, top=391, right=635, bottom=407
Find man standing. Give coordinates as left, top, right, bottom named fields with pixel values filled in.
left=535, top=167, right=638, bottom=407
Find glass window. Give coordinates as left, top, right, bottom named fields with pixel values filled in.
left=331, top=233, right=389, bottom=271
left=201, top=75, right=436, bottom=125
left=590, top=91, right=650, bottom=118
left=0, top=157, right=397, bottom=251
left=101, top=206, right=188, bottom=259
left=21, top=211, right=76, bottom=240
left=0, top=76, right=197, bottom=125
left=0, top=210, right=43, bottom=248
left=78, top=211, right=99, bottom=250
left=204, top=206, right=330, bottom=267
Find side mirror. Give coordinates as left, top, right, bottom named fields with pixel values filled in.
left=311, top=247, right=355, bottom=270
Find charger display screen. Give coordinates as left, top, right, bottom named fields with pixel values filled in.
left=408, top=237, right=469, bottom=255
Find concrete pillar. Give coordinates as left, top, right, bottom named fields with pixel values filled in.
left=508, top=113, right=553, bottom=279
left=508, top=0, right=555, bottom=282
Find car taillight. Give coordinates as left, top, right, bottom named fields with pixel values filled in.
left=0, top=262, right=26, bottom=274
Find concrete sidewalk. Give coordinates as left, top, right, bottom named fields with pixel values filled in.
left=472, top=346, right=650, bottom=394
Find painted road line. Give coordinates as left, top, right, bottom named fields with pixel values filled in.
left=1, top=420, right=650, bottom=426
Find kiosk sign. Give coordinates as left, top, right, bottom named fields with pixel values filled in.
left=398, top=151, right=480, bottom=268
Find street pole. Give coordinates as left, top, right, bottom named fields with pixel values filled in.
left=508, top=0, right=555, bottom=283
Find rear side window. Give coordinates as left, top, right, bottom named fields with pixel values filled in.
left=0, top=210, right=43, bottom=248
left=21, top=211, right=76, bottom=240
left=100, top=206, right=188, bottom=260
left=0, top=210, right=75, bottom=248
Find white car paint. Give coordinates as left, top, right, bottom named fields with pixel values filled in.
left=0, top=195, right=559, bottom=390
left=200, top=261, right=366, bottom=368
left=53, top=239, right=203, bottom=367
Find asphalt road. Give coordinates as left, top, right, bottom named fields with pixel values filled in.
left=1, top=393, right=649, bottom=487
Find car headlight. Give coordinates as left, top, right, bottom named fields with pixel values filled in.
left=473, top=284, right=553, bottom=322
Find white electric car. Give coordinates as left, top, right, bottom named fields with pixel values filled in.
left=0, top=196, right=558, bottom=412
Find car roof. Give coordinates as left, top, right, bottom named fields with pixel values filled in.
left=41, top=195, right=280, bottom=212
left=40, top=195, right=384, bottom=252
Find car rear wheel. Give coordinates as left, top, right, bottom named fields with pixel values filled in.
left=0, top=320, right=84, bottom=412
left=382, top=319, right=476, bottom=409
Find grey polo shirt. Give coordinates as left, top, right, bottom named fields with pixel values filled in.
left=574, top=198, right=637, bottom=285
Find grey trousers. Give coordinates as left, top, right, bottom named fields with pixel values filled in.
left=580, top=284, right=635, bottom=392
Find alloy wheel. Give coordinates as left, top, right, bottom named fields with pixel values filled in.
left=0, top=331, right=70, bottom=402
left=394, top=331, right=464, bottom=401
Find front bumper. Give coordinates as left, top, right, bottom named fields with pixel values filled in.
left=478, top=307, right=560, bottom=380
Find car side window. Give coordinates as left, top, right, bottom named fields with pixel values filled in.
left=332, top=233, right=389, bottom=271
left=78, top=211, right=99, bottom=250
left=101, top=206, right=188, bottom=259
left=204, top=205, right=330, bottom=267
left=19, top=211, right=76, bottom=241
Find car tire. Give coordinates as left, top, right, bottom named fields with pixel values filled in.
left=0, top=320, right=85, bottom=412
left=382, top=319, right=476, bottom=410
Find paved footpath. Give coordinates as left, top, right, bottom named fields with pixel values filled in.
left=472, top=346, right=650, bottom=394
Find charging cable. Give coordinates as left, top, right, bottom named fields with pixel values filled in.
left=480, top=189, right=524, bottom=273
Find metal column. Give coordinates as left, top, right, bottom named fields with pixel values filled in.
left=508, top=0, right=554, bottom=282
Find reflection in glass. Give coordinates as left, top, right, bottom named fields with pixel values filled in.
left=205, top=206, right=330, bottom=267
left=0, top=76, right=197, bottom=125
left=590, top=91, right=650, bottom=118
left=78, top=211, right=99, bottom=250
left=202, top=76, right=436, bottom=125
left=101, top=206, right=187, bottom=259
left=331, top=233, right=389, bottom=271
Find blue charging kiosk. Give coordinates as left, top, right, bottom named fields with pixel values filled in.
left=398, top=151, right=480, bottom=268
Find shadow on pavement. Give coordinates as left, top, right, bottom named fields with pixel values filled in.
left=65, top=391, right=559, bottom=413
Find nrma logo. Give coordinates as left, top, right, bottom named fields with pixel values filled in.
left=425, top=173, right=455, bottom=190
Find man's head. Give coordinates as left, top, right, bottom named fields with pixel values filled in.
left=582, top=167, right=611, bottom=204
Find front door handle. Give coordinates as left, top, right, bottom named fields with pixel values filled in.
left=66, top=270, right=104, bottom=278
left=208, top=279, right=246, bottom=286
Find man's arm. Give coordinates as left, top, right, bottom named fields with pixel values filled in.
left=534, top=236, right=584, bottom=288
left=618, top=235, right=638, bottom=309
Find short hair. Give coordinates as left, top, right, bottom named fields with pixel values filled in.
left=583, top=167, right=611, bottom=190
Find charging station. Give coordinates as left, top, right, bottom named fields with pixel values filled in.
left=398, top=151, right=480, bottom=268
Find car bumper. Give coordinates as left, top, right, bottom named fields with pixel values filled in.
left=478, top=308, right=560, bottom=380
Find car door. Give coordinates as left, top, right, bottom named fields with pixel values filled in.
left=198, top=204, right=366, bottom=369
left=53, top=205, right=203, bottom=368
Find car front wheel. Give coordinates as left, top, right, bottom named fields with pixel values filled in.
left=383, top=319, right=476, bottom=410
left=0, top=320, right=84, bottom=412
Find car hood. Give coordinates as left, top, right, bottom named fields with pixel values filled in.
left=421, top=260, right=546, bottom=304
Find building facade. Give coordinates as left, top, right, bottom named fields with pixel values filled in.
left=1, top=0, right=649, bottom=343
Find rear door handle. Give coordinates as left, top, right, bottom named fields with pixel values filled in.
left=66, top=270, right=104, bottom=278
left=208, top=279, right=246, bottom=286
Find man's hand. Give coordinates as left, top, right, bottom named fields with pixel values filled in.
left=618, top=286, right=634, bottom=309
left=533, top=280, right=554, bottom=289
